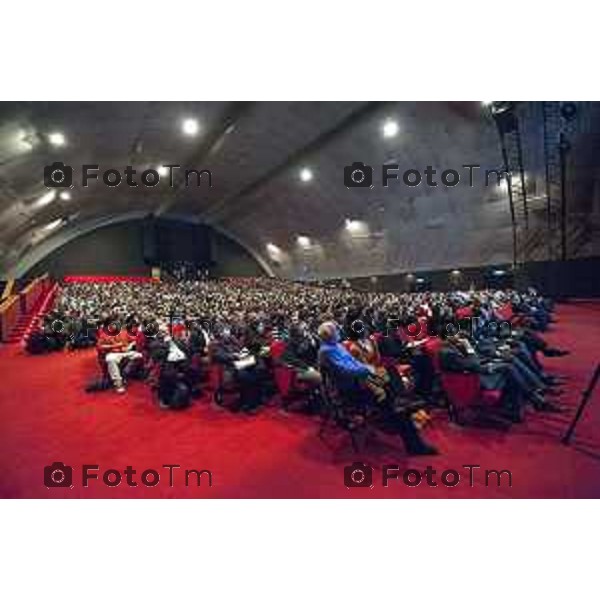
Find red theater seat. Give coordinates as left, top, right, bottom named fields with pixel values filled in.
left=440, top=372, right=502, bottom=424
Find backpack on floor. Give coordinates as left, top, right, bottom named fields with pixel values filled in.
left=159, top=381, right=192, bottom=410
left=25, top=332, right=51, bottom=355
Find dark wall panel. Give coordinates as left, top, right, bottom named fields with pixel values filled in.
left=142, top=216, right=158, bottom=264
left=515, top=257, right=600, bottom=299
left=211, top=234, right=265, bottom=277
left=338, top=257, right=600, bottom=298
left=26, top=220, right=265, bottom=279
left=29, top=221, right=149, bottom=278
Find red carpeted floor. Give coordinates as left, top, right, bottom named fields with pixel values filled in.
left=1, top=302, right=599, bottom=499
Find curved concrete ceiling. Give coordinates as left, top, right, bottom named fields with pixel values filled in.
left=1, top=101, right=599, bottom=279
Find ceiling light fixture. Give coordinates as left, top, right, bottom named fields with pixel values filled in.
left=299, top=168, right=313, bottom=182
left=296, top=235, right=311, bottom=248
left=17, top=129, right=35, bottom=151
left=35, top=190, right=57, bottom=208
left=48, top=132, right=66, bottom=147
left=182, top=118, right=199, bottom=136
left=43, top=218, right=63, bottom=231
left=382, top=119, right=399, bottom=138
left=345, top=218, right=360, bottom=232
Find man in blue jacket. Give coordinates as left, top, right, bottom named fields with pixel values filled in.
left=317, top=322, right=438, bottom=456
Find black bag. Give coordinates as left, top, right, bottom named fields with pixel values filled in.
left=26, top=332, right=51, bottom=354
left=169, top=381, right=192, bottom=409
left=85, top=378, right=112, bottom=393
left=158, top=363, right=192, bottom=410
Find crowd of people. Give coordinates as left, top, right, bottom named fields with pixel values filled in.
left=27, top=277, right=571, bottom=456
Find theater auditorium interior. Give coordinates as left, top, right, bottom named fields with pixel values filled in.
left=0, top=100, right=599, bottom=499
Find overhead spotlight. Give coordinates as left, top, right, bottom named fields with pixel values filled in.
left=16, top=129, right=35, bottom=152
left=382, top=119, right=399, bottom=138
left=506, top=171, right=526, bottom=188
left=48, top=132, right=66, bottom=147
left=59, top=191, right=71, bottom=201
left=299, top=168, right=313, bottom=182
left=43, top=218, right=63, bottom=232
left=296, top=235, right=311, bottom=248
left=345, top=218, right=368, bottom=236
left=35, top=190, right=57, bottom=208
left=182, top=118, right=199, bottom=136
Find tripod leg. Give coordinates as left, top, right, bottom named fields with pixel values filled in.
left=562, top=363, right=600, bottom=445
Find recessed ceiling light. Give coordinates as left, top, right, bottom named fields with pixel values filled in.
left=59, top=191, right=71, bottom=200
left=35, top=190, right=57, bottom=208
left=345, top=218, right=358, bottom=232
left=43, top=218, right=63, bottom=231
left=17, top=129, right=34, bottom=151
left=297, top=235, right=311, bottom=248
left=182, top=118, right=199, bottom=136
left=299, top=168, right=313, bottom=182
left=382, top=119, right=399, bottom=138
left=345, top=218, right=368, bottom=235
left=48, top=132, right=66, bottom=147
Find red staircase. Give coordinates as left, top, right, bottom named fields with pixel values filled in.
left=6, top=283, right=59, bottom=345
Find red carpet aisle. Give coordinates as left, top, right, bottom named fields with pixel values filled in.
left=1, top=303, right=599, bottom=499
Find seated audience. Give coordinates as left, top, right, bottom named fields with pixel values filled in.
left=24, top=275, right=571, bottom=453
left=97, top=316, right=143, bottom=394
left=318, top=321, right=438, bottom=455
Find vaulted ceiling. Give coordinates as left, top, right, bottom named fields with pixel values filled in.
left=1, top=101, right=598, bottom=279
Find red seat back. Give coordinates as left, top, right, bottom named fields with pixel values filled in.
left=399, top=317, right=429, bottom=342
left=455, top=306, right=473, bottom=320
left=440, top=372, right=481, bottom=408
left=270, top=339, right=287, bottom=360
left=422, top=337, right=443, bottom=373
left=273, top=365, right=295, bottom=397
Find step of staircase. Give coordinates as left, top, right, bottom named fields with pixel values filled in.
left=6, top=283, right=59, bottom=345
